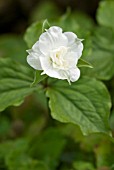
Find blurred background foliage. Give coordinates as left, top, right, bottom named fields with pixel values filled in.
left=0, top=0, right=114, bottom=170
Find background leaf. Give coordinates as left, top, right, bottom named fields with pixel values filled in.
left=30, top=0, right=61, bottom=22
left=0, top=58, right=39, bottom=111
left=29, top=128, right=66, bottom=170
left=82, top=26, right=114, bottom=80
left=97, top=0, right=114, bottom=29
left=73, top=161, right=95, bottom=170
left=0, top=139, right=48, bottom=170
left=24, top=21, right=43, bottom=48
left=0, top=35, right=27, bottom=64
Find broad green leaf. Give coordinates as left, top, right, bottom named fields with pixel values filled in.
left=46, top=77, right=111, bottom=135
left=82, top=26, right=114, bottom=80
left=0, top=35, right=27, bottom=64
left=97, top=0, right=114, bottom=29
left=77, top=58, right=93, bottom=68
left=31, top=70, right=47, bottom=87
left=0, top=58, right=39, bottom=111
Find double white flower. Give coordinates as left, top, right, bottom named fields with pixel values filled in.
left=27, top=26, right=83, bottom=83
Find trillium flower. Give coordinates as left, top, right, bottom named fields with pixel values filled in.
left=27, top=26, right=83, bottom=83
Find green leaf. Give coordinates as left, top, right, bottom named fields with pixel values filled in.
left=0, top=58, right=39, bottom=111
left=46, top=77, right=111, bottom=136
left=24, top=19, right=50, bottom=49
left=24, top=21, right=43, bottom=48
left=82, top=26, right=114, bottom=80
left=0, top=35, right=27, bottom=64
left=77, top=58, right=93, bottom=68
left=31, top=70, right=47, bottom=87
left=97, top=0, right=114, bottom=29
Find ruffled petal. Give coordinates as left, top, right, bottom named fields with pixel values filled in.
left=70, top=39, right=83, bottom=59
left=40, top=56, right=67, bottom=80
left=69, top=67, right=80, bottom=82
left=64, top=32, right=83, bottom=59
left=64, top=32, right=77, bottom=45
left=27, top=52, right=42, bottom=70
left=32, top=41, right=42, bottom=55
left=39, top=26, right=68, bottom=55
left=64, top=51, right=79, bottom=68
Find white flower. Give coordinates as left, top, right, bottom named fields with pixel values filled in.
left=27, top=26, right=83, bottom=83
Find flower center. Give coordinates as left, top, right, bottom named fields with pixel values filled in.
left=50, top=46, right=68, bottom=69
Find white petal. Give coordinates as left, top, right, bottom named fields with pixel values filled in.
left=64, top=32, right=83, bottom=59
left=70, top=40, right=83, bottom=59
left=64, top=32, right=77, bottom=45
left=32, top=41, right=42, bottom=55
left=27, top=52, right=42, bottom=70
left=40, top=56, right=67, bottom=80
left=64, top=51, right=79, bottom=68
left=39, top=26, right=68, bottom=55
left=69, top=67, right=80, bottom=82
